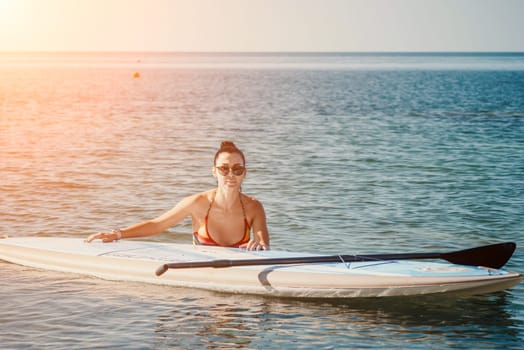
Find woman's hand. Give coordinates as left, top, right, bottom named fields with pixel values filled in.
left=85, top=229, right=121, bottom=243
left=240, top=238, right=269, bottom=251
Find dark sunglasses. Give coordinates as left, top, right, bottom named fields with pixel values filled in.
left=216, top=164, right=246, bottom=176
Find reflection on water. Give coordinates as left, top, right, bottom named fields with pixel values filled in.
left=1, top=263, right=522, bottom=349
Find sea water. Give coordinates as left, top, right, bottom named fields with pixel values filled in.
left=1, top=52, right=523, bottom=349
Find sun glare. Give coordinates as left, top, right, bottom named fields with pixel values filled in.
left=0, top=0, right=28, bottom=49
left=0, top=0, right=12, bottom=8
left=0, top=0, right=20, bottom=18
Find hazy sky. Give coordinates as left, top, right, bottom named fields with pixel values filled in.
left=1, top=0, right=523, bottom=52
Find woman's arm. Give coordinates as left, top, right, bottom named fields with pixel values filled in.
left=240, top=198, right=270, bottom=250
left=85, top=194, right=198, bottom=243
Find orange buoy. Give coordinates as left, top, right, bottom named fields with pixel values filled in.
left=133, top=72, right=140, bottom=78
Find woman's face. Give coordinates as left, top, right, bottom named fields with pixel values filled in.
left=213, top=152, right=246, bottom=189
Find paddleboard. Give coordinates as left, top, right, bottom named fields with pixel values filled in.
left=0, top=237, right=521, bottom=298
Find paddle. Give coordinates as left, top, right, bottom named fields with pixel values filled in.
left=155, top=242, right=516, bottom=276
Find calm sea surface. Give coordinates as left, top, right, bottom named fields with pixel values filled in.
left=1, top=52, right=524, bottom=349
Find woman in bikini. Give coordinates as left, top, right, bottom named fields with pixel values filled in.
left=85, top=141, right=270, bottom=251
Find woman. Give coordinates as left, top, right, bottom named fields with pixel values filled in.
left=86, top=141, right=270, bottom=250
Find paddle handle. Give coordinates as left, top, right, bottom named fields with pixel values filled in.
left=156, top=259, right=235, bottom=275
left=156, top=264, right=169, bottom=276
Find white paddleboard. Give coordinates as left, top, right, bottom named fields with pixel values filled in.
left=0, top=237, right=521, bottom=298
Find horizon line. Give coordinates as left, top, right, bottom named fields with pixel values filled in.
left=1, top=50, right=524, bottom=55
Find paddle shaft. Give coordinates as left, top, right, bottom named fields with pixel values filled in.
left=155, top=242, right=516, bottom=276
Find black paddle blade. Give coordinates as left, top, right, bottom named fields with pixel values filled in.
left=442, top=242, right=516, bottom=269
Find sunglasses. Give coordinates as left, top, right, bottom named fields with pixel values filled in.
left=216, top=164, right=246, bottom=176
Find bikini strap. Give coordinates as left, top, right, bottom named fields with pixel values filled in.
left=239, top=193, right=248, bottom=221
left=206, top=191, right=216, bottom=217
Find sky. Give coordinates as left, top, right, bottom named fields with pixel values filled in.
left=0, top=0, right=523, bottom=52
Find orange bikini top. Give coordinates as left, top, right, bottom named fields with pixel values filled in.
left=193, top=193, right=251, bottom=247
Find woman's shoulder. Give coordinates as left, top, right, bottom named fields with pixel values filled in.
left=184, top=190, right=214, bottom=201
left=176, top=189, right=214, bottom=215
left=184, top=189, right=215, bottom=203
left=241, top=193, right=264, bottom=210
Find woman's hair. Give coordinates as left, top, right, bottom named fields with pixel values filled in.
left=214, top=141, right=246, bottom=165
